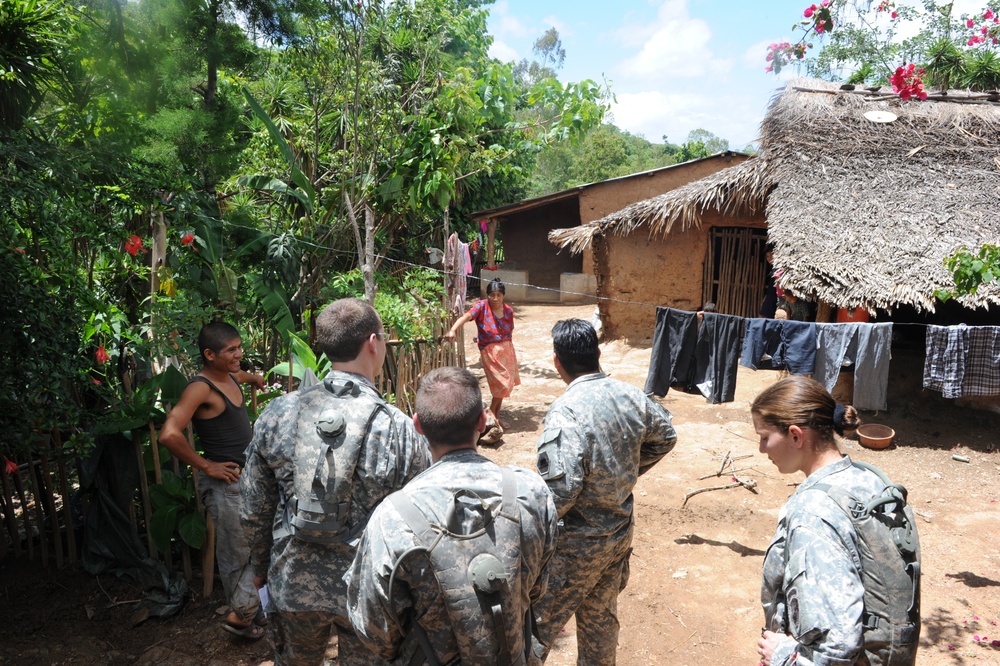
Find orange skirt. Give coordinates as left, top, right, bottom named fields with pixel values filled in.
left=481, top=340, right=520, bottom=399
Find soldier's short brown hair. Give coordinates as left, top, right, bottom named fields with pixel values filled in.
left=314, top=298, right=382, bottom=362
left=416, top=367, right=482, bottom=447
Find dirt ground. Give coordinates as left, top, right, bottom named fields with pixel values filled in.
left=2, top=302, right=999, bottom=665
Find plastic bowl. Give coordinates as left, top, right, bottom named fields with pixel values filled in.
left=857, top=424, right=895, bottom=450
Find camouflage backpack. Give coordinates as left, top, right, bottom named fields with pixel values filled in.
left=274, top=376, right=390, bottom=545
left=388, top=467, right=529, bottom=666
left=814, top=460, right=921, bottom=666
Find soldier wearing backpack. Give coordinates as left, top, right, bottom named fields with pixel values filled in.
left=240, top=298, right=431, bottom=666
left=346, top=366, right=558, bottom=666
left=752, top=376, right=920, bottom=666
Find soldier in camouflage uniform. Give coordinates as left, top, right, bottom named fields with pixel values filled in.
left=241, top=298, right=431, bottom=666
left=753, top=376, right=919, bottom=666
left=532, top=319, right=677, bottom=665
left=346, top=366, right=558, bottom=665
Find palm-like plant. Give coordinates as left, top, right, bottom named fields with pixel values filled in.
left=0, top=0, right=66, bottom=130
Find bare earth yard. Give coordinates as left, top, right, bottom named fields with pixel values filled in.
left=1, top=302, right=998, bottom=665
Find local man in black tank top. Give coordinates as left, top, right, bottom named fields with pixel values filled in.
left=160, top=322, right=266, bottom=640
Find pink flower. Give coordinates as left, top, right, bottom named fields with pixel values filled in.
left=181, top=233, right=194, bottom=246
left=804, top=6, right=814, bottom=18
left=985, top=9, right=994, bottom=19
left=124, top=235, right=143, bottom=257
left=891, top=11, right=898, bottom=18
left=992, top=640, right=1000, bottom=647
left=968, top=18, right=976, bottom=27
left=974, top=635, right=981, bottom=641
left=816, top=20, right=826, bottom=33
left=15, top=247, right=25, bottom=254
left=92, top=378, right=102, bottom=385
left=96, top=346, right=110, bottom=364
left=948, top=645, right=957, bottom=651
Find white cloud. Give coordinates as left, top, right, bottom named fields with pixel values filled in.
left=489, top=38, right=520, bottom=64
left=541, top=15, right=572, bottom=38
left=491, top=0, right=531, bottom=39
left=615, top=0, right=733, bottom=83
left=611, top=89, right=768, bottom=149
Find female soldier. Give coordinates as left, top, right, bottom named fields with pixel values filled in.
left=752, top=376, right=919, bottom=666
left=445, top=278, right=520, bottom=427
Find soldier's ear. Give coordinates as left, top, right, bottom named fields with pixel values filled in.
left=788, top=424, right=804, bottom=447
left=476, top=409, right=487, bottom=434
left=412, top=413, right=425, bottom=436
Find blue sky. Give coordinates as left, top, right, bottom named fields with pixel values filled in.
left=486, top=0, right=982, bottom=150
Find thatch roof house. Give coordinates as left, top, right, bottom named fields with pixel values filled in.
left=470, top=152, right=748, bottom=303
left=552, top=77, right=1000, bottom=339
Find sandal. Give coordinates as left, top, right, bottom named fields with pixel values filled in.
left=223, top=616, right=266, bottom=641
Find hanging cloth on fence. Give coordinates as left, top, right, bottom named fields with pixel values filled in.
left=444, top=233, right=468, bottom=314
left=645, top=307, right=744, bottom=404
left=79, top=432, right=187, bottom=618
left=923, top=325, right=1000, bottom=398
left=740, top=318, right=817, bottom=375
left=814, top=323, right=893, bottom=411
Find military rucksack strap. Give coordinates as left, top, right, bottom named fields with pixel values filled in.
left=390, top=491, right=444, bottom=551
left=497, top=467, right=520, bottom=523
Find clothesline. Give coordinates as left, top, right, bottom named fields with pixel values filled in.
left=377, top=255, right=980, bottom=329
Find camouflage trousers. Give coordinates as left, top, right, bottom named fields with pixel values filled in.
left=532, top=534, right=632, bottom=666
left=270, top=610, right=390, bottom=666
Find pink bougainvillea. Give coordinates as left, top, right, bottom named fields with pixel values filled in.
left=889, top=63, right=928, bottom=101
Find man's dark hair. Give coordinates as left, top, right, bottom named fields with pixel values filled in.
left=198, top=322, right=241, bottom=365
left=552, top=319, right=600, bottom=377
left=314, top=298, right=382, bottom=362
left=416, top=367, right=483, bottom=447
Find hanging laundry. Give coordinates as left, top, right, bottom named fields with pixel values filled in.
left=645, top=307, right=743, bottom=404
left=444, top=233, right=468, bottom=314
left=814, top=323, right=893, bottom=411
left=924, top=325, right=1000, bottom=398
left=740, top=318, right=817, bottom=375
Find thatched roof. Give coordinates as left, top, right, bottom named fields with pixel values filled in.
left=551, top=77, right=1000, bottom=312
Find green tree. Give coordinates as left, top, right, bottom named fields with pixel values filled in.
left=514, top=27, right=566, bottom=85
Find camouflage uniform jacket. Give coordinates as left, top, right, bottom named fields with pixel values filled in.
left=345, top=449, right=558, bottom=664
left=240, top=370, right=430, bottom=614
left=536, top=372, right=677, bottom=542
left=761, top=455, right=888, bottom=666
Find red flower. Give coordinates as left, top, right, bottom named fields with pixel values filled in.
left=968, top=18, right=976, bottom=27
left=124, top=235, right=143, bottom=257
left=96, top=346, right=110, bottom=364
left=92, top=378, right=102, bottom=385
left=804, top=5, right=815, bottom=18
left=985, top=9, right=994, bottom=19
left=4, top=459, right=16, bottom=475
left=15, top=247, right=25, bottom=254
left=891, top=11, right=898, bottom=18
left=181, top=233, right=195, bottom=246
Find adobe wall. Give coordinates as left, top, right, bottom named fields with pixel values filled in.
left=501, top=197, right=581, bottom=289
left=599, top=210, right=766, bottom=343
left=577, top=153, right=750, bottom=278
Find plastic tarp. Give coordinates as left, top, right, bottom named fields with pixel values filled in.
left=78, top=432, right=187, bottom=618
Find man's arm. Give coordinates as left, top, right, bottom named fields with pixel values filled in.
left=345, top=508, right=408, bottom=661
left=159, top=382, right=240, bottom=484
left=536, top=418, right=587, bottom=519
left=638, top=398, right=677, bottom=476
left=233, top=369, right=266, bottom=390
left=239, top=412, right=281, bottom=584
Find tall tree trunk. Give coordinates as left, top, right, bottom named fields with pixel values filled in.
left=363, top=205, right=376, bottom=304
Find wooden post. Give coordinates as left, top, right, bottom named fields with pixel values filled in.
left=39, top=449, right=63, bottom=568
left=27, top=457, right=49, bottom=566
left=12, top=459, right=33, bottom=560
left=135, top=426, right=157, bottom=561
left=148, top=421, right=162, bottom=484
left=55, top=443, right=77, bottom=564
left=486, top=219, right=497, bottom=269
left=0, top=460, right=21, bottom=557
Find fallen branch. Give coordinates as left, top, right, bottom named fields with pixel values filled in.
left=683, top=476, right=758, bottom=507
